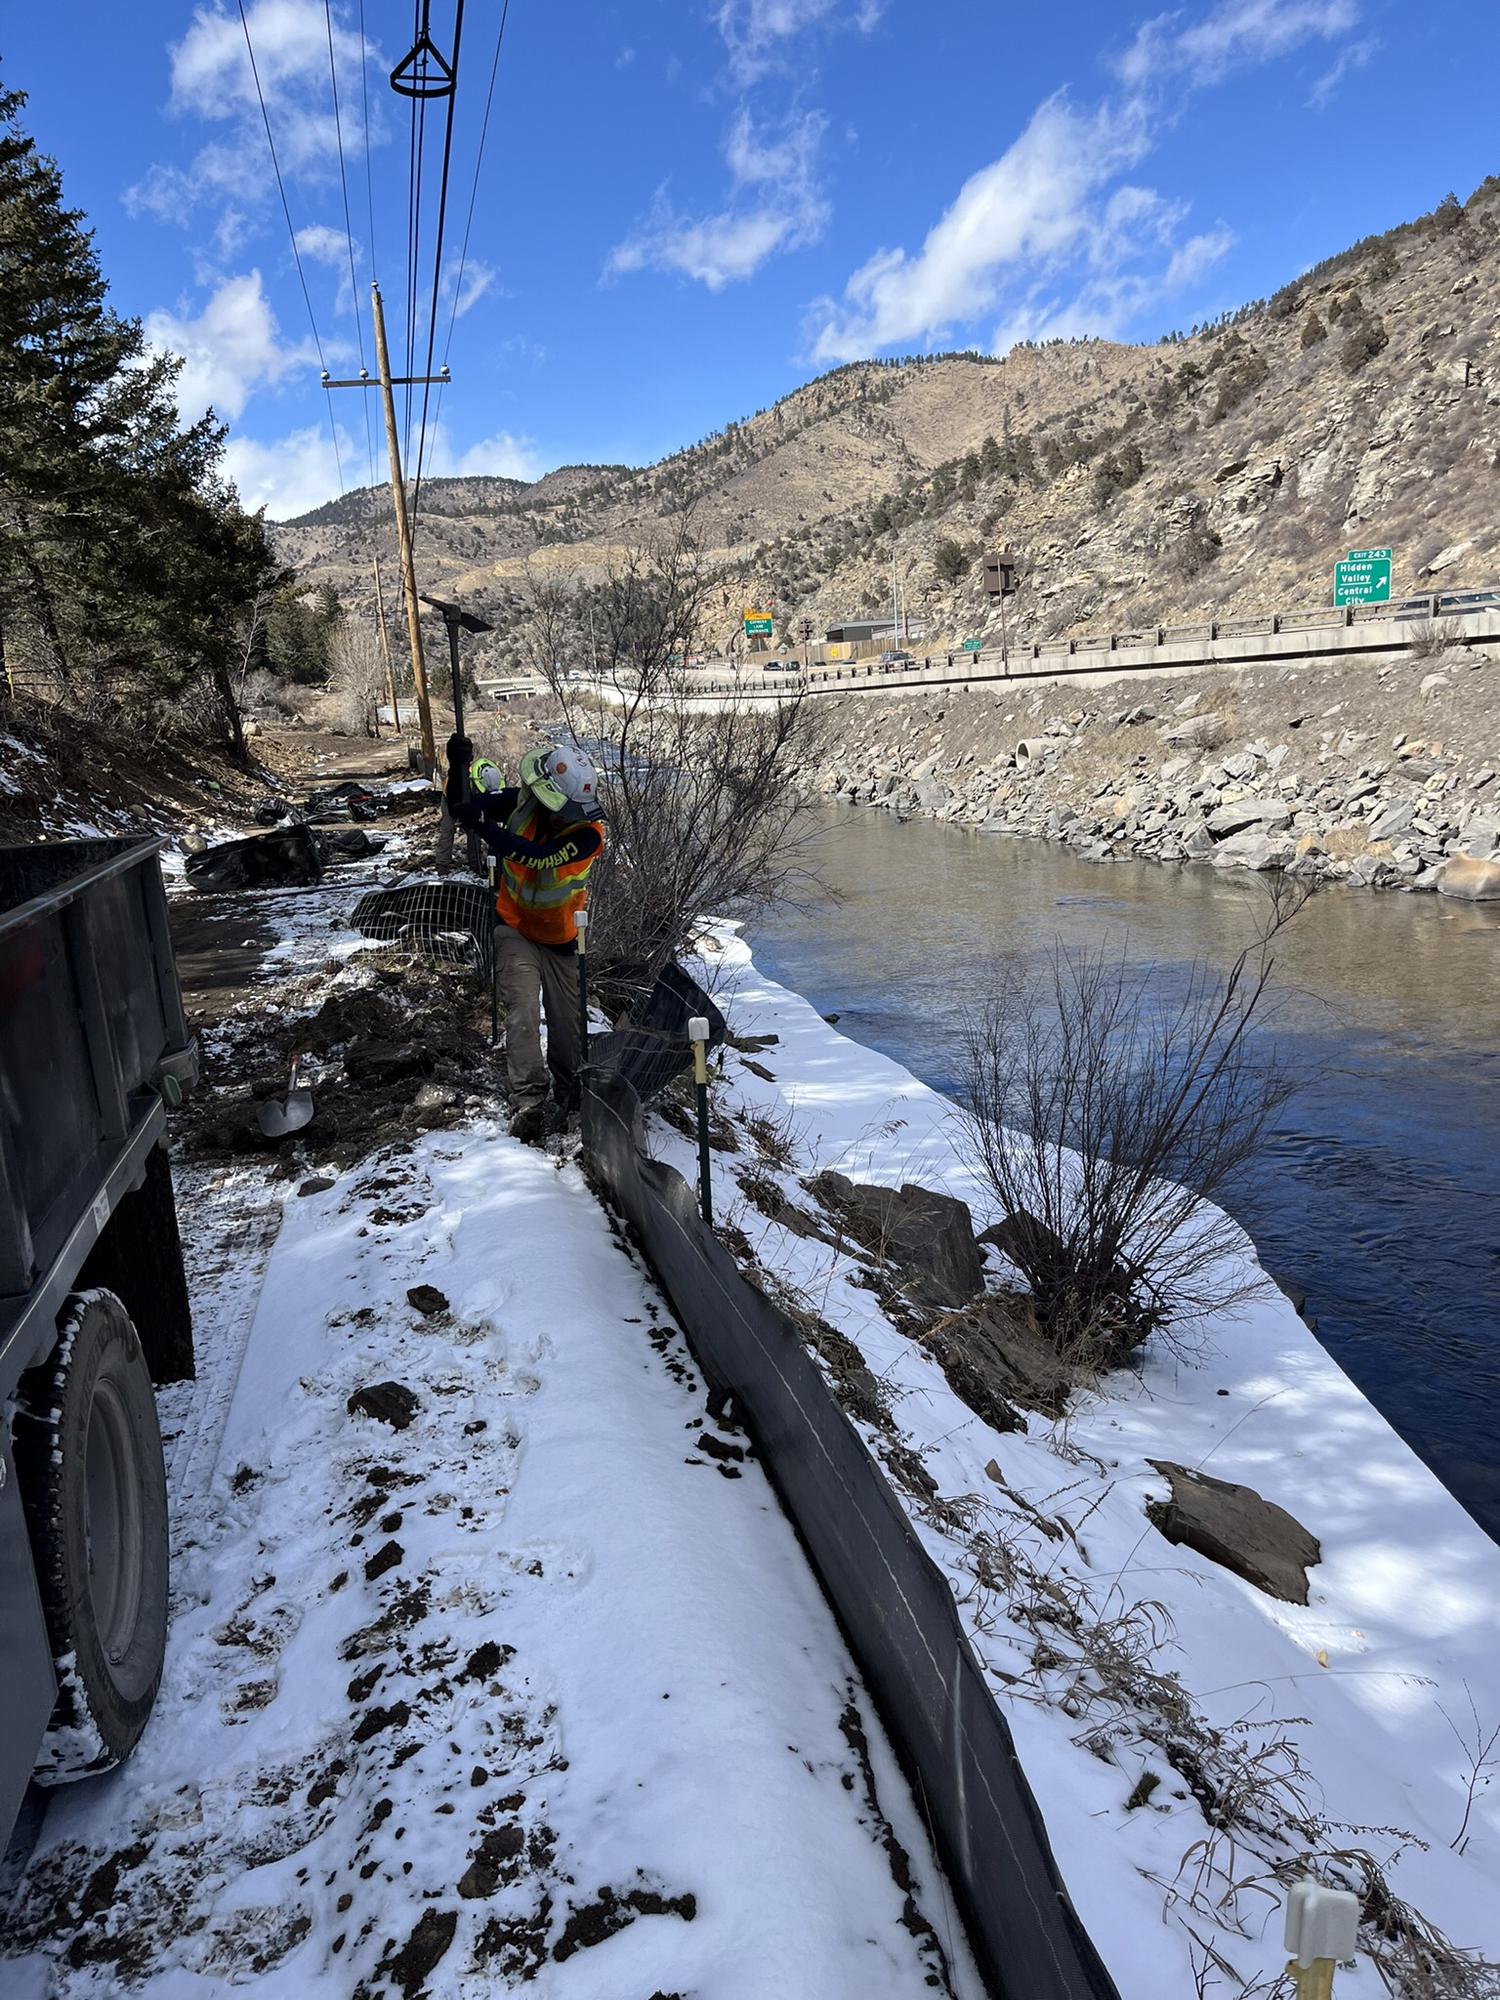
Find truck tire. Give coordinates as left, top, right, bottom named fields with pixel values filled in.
left=13, top=1290, right=169, bottom=1781
left=77, top=1141, right=194, bottom=1385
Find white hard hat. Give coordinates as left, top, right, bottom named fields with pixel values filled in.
left=522, top=740, right=599, bottom=819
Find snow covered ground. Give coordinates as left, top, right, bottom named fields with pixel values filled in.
left=3, top=851, right=981, bottom=1999
left=638, top=927, right=1500, bottom=2000
left=6, top=808, right=1496, bottom=1999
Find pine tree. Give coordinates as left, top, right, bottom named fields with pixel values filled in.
left=0, top=85, right=279, bottom=749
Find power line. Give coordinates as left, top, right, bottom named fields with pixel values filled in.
left=403, top=2, right=427, bottom=469
left=408, top=0, right=467, bottom=545
left=418, top=0, right=509, bottom=498
left=358, top=0, right=377, bottom=281
left=324, top=0, right=377, bottom=492
left=441, top=0, right=509, bottom=373
left=236, top=0, right=346, bottom=496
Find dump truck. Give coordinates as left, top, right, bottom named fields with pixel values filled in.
left=0, top=837, right=196, bottom=1852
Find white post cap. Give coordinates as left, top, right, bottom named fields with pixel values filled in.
left=575, top=908, right=589, bottom=931
left=687, top=1016, right=710, bottom=1042
left=1284, top=1881, right=1359, bottom=1968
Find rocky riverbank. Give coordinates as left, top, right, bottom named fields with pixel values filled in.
left=805, top=644, right=1500, bottom=895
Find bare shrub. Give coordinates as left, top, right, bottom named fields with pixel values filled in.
left=1163, top=518, right=1224, bottom=582
left=959, top=882, right=1310, bottom=1369
left=522, top=524, right=824, bottom=1010
left=328, top=620, right=386, bottom=737
left=743, top=1103, right=804, bottom=1173
left=241, top=668, right=301, bottom=719
left=1407, top=615, right=1458, bottom=661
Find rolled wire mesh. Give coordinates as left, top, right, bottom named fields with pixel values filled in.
left=350, top=881, right=495, bottom=975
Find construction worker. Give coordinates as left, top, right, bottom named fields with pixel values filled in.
left=454, top=739, right=604, bottom=1143
left=437, top=740, right=504, bottom=867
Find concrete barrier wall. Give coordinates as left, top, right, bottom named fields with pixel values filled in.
left=669, top=598, right=1499, bottom=706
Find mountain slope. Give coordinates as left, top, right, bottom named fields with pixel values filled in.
left=275, top=181, right=1500, bottom=672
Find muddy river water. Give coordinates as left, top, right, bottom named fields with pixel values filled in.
left=750, top=806, right=1500, bottom=1541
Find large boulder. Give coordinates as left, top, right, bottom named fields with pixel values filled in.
left=1368, top=798, right=1416, bottom=844
left=1206, top=798, right=1294, bottom=838
left=1160, top=712, right=1227, bottom=749
left=1211, top=830, right=1294, bottom=872
left=1146, top=1460, right=1321, bottom=1603
left=811, top=1171, right=984, bottom=1305
left=1437, top=854, right=1500, bottom=900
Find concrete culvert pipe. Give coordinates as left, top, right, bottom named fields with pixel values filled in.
left=1014, top=738, right=1050, bottom=770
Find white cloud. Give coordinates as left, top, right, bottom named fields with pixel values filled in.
left=146, top=270, right=316, bottom=421
left=608, top=107, right=828, bottom=290
left=810, top=0, right=1363, bottom=362
left=452, top=260, right=498, bottom=319
left=809, top=94, right=1149, bottom=361
left=1118, top=0, right=1358, bottom=87
left=293, top=223, right=349, bottom=267
left=1306, top=32, right=1378, bottom=107
left=440, top=430, right=545, bottom=481
left=1162, top=225, right=1235, bottom=289
left=716, top=0, right=881, bottom=84
left=221, top=416, right=543, bottom=521
left=127, top=0, right=381, bottom=222
left=989, top=220, right=1235, bottom=350
left=223, top=422, right=350, bottom=519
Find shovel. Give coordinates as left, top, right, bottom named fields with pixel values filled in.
left=257, top=1054, right=315, bottom=1139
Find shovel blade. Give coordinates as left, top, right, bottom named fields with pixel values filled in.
left=257, top=1086, right=315, bottom=1139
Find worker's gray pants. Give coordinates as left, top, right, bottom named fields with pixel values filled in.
left=434, top=798, right=457, bottom=868
left=495, top=924, right=579, bottom=1110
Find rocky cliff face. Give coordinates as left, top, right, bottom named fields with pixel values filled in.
left=278, top=181, right=1500, bottom=682
left=805, top=646, right=1500, bottom=897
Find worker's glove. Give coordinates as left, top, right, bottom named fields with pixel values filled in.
left=445, top=732, right=472, bottom=767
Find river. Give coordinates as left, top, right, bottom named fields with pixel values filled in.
left=749, top=805, right=1500, bottom=1542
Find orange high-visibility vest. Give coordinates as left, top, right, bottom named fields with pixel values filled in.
left=494, top=801, right=603, bottom=946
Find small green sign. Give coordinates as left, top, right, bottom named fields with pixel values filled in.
left=1334, top=547, right=1392, bottom=606
left=961, top=638, right=983, bottom=653
left=743, top=616, right=773, bottom=637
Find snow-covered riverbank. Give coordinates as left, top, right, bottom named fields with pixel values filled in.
left=654, top=928, right=1500, bottom=1999
left=5, top=812, right=1496, bottom=1998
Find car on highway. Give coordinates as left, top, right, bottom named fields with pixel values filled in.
left=1389, top=589, right=1500, bottom=620
left=877, top=650, right=917, bottom=667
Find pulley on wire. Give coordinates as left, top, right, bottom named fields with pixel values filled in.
left=391, top=2, right=455, bottom=99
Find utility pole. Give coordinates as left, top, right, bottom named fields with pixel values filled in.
left=322, top=282, right=450, bottom=773
left=372, top=552, right=399, bottom=736
left=891, top=552, right=900, bottom=652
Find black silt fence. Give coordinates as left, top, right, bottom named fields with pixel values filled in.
left=580, top=1063, right=1120, bottom=2000
left=585, top=961, right=727, bottom=1105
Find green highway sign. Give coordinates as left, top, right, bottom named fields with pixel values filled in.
left=742, top=609, right=773, bottom=636
left=961, top=638, right=983, bottom=653
left=1334, top=547, right=1392, bottom=606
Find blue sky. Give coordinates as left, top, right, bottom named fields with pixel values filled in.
left=5, top=0, right=1497, bottom=517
